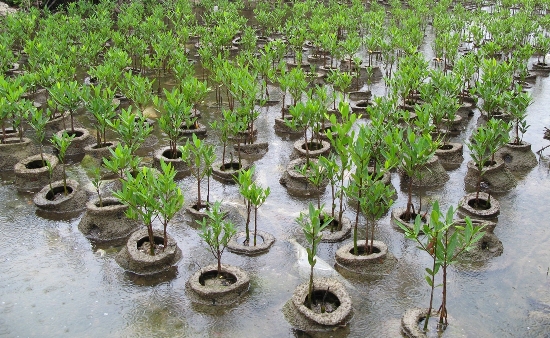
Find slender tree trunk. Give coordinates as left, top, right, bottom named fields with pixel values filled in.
left=423, top=242, right=437, bottom=331
left=163, top=221, right=168, bottom=247
left=217, top=251, right=222, bottom=276
left=244, top=200, right=251, bottom=245
left=253, top=206, right=258, bottom=246
left=147, top=223, right=155, bottom=256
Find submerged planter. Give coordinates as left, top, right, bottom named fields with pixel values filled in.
left=457, top=192, right=500, bottom=220
left=152, top=146, right=190, bottom=176
left=78, top=197, right=140, bottom=242
left=56, top=128, right=96, bottom=157
left=279, top=158, right=328, bottom=196
left=452, top=219, right=503, bottom=261
left=464, top=158, right=517, bottom=193
left=401, top=308, right=436, bottom=338
left=291, top=139, right=331, bottom=160
left=400, top=156, right=449, bottom=187
left=320, top=214, right=352, bottom=243
left=115, top=228, right=182, bottom=275
left=274, top=116, right=302, bottom=134
left=226, top=230, right=275, bottom=255
left=211, top=159, right=250, bottom=183
left=495, top=142, right=538, bottom=172
left=187, top=264, right=250, bottom=305
left=0, top=137, right=35, bottom=171
left=283, top=278, right=352, bottom=331
left=14, top=153, right=62, bottom=192
left=335, top=240, right=397, bottom=276
left=33, top=179, right=86, bottom=214
left=233, top=141, right=269, bottom=157
left=435, top=142, right=464, bottom=170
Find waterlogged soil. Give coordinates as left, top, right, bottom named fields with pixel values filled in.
left=2, top=13, right=550, bottom=338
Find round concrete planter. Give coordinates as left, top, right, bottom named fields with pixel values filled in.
left=457, top=192, right=500, bottom=220
left=348, top=90, right=372, bottom=101
left=464, top=158, right=517, bottom=193
left=435, top=142, right=464, bottom=170
left=179, top=122, right=207, bottom=138
left=401, top=308, right=435, bottom=338
left=0, top=137, right=35, bottom=171
left=227, top=230, right=275, bottom=255
left=292, top=139, right=331, bottom=160
left=454, top=225, right=503, bottom=261
left=211, top=159, right=250, bottom=183
left=495, top=141, right=538, bottom=172
left=115, top=228, right=182, bottom=275
left=14, top=153, right=62, bottom=192
left=274, top=116, right=302, bottom=134
left=55, top=128, right=96, bottom=157
left=45, top=112, right=71, bottom=139
left=233, top=142, right=269, bottom=157
left=186, top=202, right=227, bottom=223
left=84, top=141, right=119, bottom=162
left=33, top=179, right=86, bottom=213
left=187, top=264, right=250, bottom=305
left=391, top=207, right=428, bottom=232
left=320, top=214, right=352, bottom=243
left=335, top=240, right=397, bottom=275
left=283, top=278, right=352, bottom=331
left=400, top=156, right=449, bottom=187
left=350, top=99, right=372, bottom=113
left=152, top=146, right=190, bottom=176
left=78, top=197, right=140, bottom=242
left=279, top=158, right=328, bottom=196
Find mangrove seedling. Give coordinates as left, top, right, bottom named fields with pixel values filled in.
left=108, top=107, right=153, bottom=156
left=50, top=131, right=75, bottom=196
left=48, top=80, right=83, bottom=133
left=82, top=84, right=118, bottom=148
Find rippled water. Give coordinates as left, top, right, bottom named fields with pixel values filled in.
left=2, top=19, right=550, bottom=338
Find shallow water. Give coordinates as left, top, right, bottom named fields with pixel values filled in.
left=3, top=22, right=550, bottom=338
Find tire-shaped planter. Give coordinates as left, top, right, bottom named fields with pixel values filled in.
left=464, top=158, right=517, bottom=193
left=457, top=192, right=500, bottom=220
left=292, top=139, right=331, bottom=160
left=350, top=99, right=372, bottom=114
left=55, top=128, right=96, bottom=157
left=179, top=122, right=207, bottom=138
left=283, top=278, right=353, bottom=331
left=14, top=153, right=62, bottom=192
left=335, top=240, right=397, bottom=276
left=226, top=230, right=275, bottom=255
left=233, top=142, right=269, bottom=157
left=78, top=197, right=140, bottom=242
left=400, top=156, right=449, bottom=187
left=84, top=141, right=119, bottom=162
left=391, top=207, right=428, bottom=232
left=279, top=158, right=329, bottom=196
left=211, top=159, right=250, bottom=184
left=401, top=308, right=434, bottom=338
left=152, top=146, right=190, bottom=176
left=33, top=179, right=87, bottom=214
left=348, top=90, right=372, bottom=101
left=320, top=214, right=352, bottom=243
left=45, top=112, right=71, bottom=139
left=435, top=142, right=464, bottom=170
left=115, top=228, right=182, bottom=275
left=274, top=116, right=303, bottom=134
left=187, top=264, right=250, bottom=305
left=495, top=141, right=538, bottom=172
left=0, top=137, right=35, bottom=171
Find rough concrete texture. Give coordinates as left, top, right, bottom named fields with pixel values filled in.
left=495, top=142, right=538, bottom=172
left=0, top=2, right=16, bottom=15
left=459, top=231, right=503, bottom=261
left=335, top=240, right=397, bottom=276
left=464, top=158, right=517, bottom=193
left=0, top=137, right=36, bottom=171
left=84, top=141, right=119, bottom=162
left=179, top=122, right=207, bottom=138
left=14, top=153, right=62, bottom=192
left=457, top=192, right=500, bottom=220
left=152, top=146, right=190, bottom=176
left=279, top=158, right=328, bottom=196
left=187, top=264, right=250, bottom=305
left=78, top=197, right=140, bottom=242
left=391, top=207, right=428, bottom=232
left=400, top=155, right=449, bottom=187
left=274, top=117, right=303, bottom=134
left=320, top=214, right=351, bottom=243
left=55, top=128, right=96, bottom=157
left=227, top=230, right=275, bottom=256
left=290, top=139, right=331, bottom=161
left=435, top=142, right=464, bottom=170
left=211, top=159, right=250, bottom=184
left=33, top=179, right=87, bottom=213
left=401, top=308, right=431, bottom=338
left=233, top=142, right=269, bottom=157
left=115, top=229, right=182, bottom=275
left=283, top=278, right=352, bottom=330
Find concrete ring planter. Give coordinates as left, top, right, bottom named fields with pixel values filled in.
left=211, top=159, right=250, bottom=183
left=186, top=203, right=227, bottom=223
left=335, top=240, right=397, bottom=275
left=348, top=90, right=372, bottom=101
left=227, top=230, right=275, bottom=255
left=283, top=277, right=352, bottom=330
left=56, top=128, right=96, bottom=157
left=320, top=215, right=352, bottom=243
left=78, top=197, right=140, bottom=242
left=464, top=158, right=517, bottom=193
left=435, top=142, right=464, bottom=170
left=391, top=207, right=428, bottom=232
left=84, top=141, right=119, bottom=162
left=400, top=156, right=449, bottom=187
left=14, top=153, right=62, bottom=192
left=0, top=137, right=35, bottom=171
left=274, top=116, right=303, bottom=134
left=532, top=62, right=550, bottom=72
left=115, top=228, right=182, bottom=275
left=33, top=179, right=87, bottom=213
left=457, top=192, right=500, bottom=220
left=233, top=142, right=269, bottom=157
left=350, top=99, right=372, bottom=113
left=292, top=139, right=331, bottom=159
left=187, top=264, right=250, bottom=305
left=495, top=141, right=537, bottom=172
left=45, top=112, right=71, bottom=139
left=179, top=122, right=207, bottom=138
left=279, top=158, right=328, bottom=196
left=457, top=231, right=503, bottom=261
left=401, top=308, right=435, bottom=338
left=152, top=146, right=190, bottom=176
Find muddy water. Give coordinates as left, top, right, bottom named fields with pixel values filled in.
left=2, top=37, right=550, bottom=338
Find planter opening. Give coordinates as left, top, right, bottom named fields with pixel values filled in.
left=481, top=241, right=490, bottom=250
left=94, top=200, right=123, bottom=208
left=503, top=154, right=512, bottom=163
left=46, top=186, right=74, bottom=200
left=468, top=198, right=491, bottom=210
left=180, top=123, right=199, bottom=130
left=161, top=149, right=182, bottom=160
left=399, top=212, right=426, bottom=224
left=25, top=160, right=48, bottom=169
left=439, top=144, right=454, bottom=150
left=303, top=289, right=341, bottom=314
left=221, top=162, right=241, bottom=171
left=483, top=160, right=497, bottom=168
left=192, top=203, right=209, bottom=212
left=349, top=245, right=381, bottom=255
left=236, top=235, right=264, bottom=245
left=92, top=142, right=113, bottom=149
left=199, top=270, right=237, bottom=287
left=137, top=235, right=165, bottom=255
left=320, top=216, right=341, bottom=233
left=301, top=142, right=324, bottom=151
left=67, top=130, right=84, bottom=138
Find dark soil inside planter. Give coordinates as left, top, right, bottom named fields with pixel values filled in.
left=483, top=160, right=497, bottom=167
left=192, top=203, right=209, bottom=212
left=25, top=159, right=48, bottom=169
left=221, top=162, right=241, bottom=171
left=400, top=212, right=426, bottom=224
left=439, top=144, right=454, bottom=150
left=94, top=200, right=123, bottom=208
left=468, top=198, right=491, bottom=210
left=303, top=290, right=341, bottom=314
left=301, top=141, right=324, bottom=151
left=320, top=216, right=341, bottom=233
left=161, top=149, right=182, bottom=159
left=92, top=142, right=113, bottom=149
left=46, top=186, right=74, bottom=201
left=236, top=235, right=265, bottom=245
left=199, top=270, right=237, bottom=287
left=67, top=130, right=84, bottom=138
left=349, top=245, right=381, bottom=256
left=180, top=123, right=199, bottom=130
left=137, top=235, right=165, bottom=255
